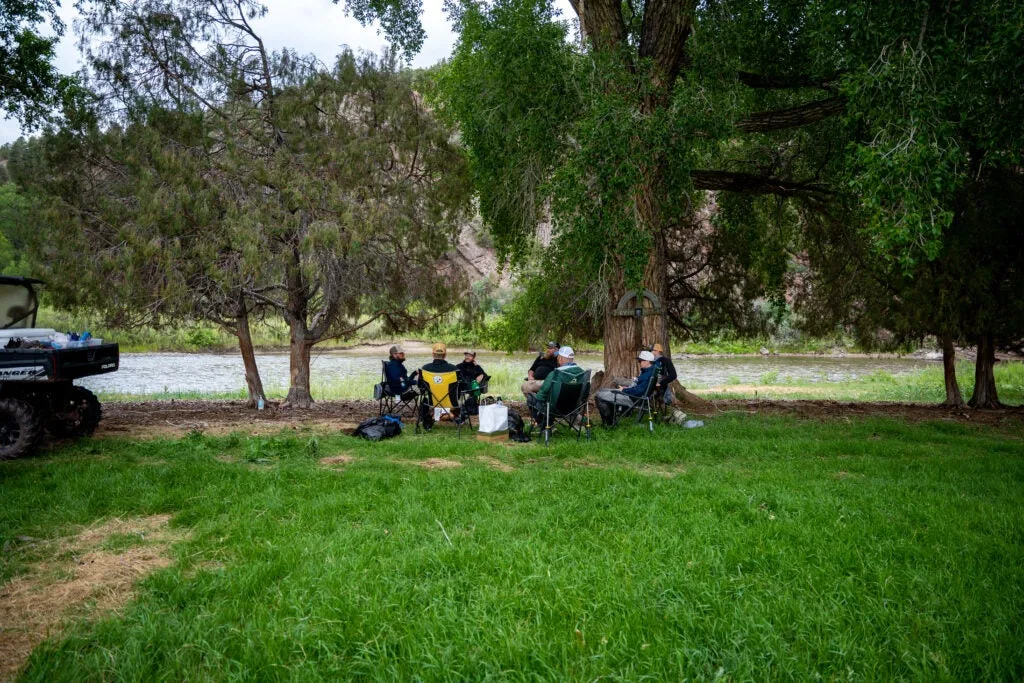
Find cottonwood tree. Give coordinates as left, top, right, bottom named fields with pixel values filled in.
left=434, top=0, right=837, bottom=383
left=435, top=0, right=1023, bottom=400
left=75, top=0, right=470, bottom=407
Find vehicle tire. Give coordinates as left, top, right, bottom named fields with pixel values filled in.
left=0, top=398, right=43, bottom=460
left=47, top=386, right=102, bottom=438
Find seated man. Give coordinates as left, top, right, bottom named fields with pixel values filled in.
left=455, top=350, right=486, bottom=386
left=455, top=350, right=487, bottom=416
left=419, top=342, right=461, bottom=421
left=594, top=350, right=657, bottom=426
left=384, top=344, right=419, bottom=400
left=651, top=343, right=678, bottom=403
left=521, top=341, right=559, bottom=398
left=527, top=346, right=585, bottom=422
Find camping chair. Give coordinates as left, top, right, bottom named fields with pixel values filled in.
left=610, top=365, right=662, bottom=432
left=415, top=369, right=466, bottom=436
left=456, top=373, right=491, bottom=431
left=375, top=361, right=418, bottom=418
left=528, top=369, right=592, bottom=446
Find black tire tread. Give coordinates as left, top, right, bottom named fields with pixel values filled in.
left=47, top=386, right=102, bottom=438
left=0, top=398, right=43, bottom=460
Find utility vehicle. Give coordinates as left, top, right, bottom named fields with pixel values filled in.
left=0, top=276, right=119, bottom=459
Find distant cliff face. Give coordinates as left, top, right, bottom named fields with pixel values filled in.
left=451, top=222, right=512, bottom=287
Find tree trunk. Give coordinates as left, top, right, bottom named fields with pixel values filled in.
left=235, top=310, right=267, bottom=408
left=968, top=334, right=1001, bottom=409
left=600, top=242, right=667, bottom=387
left=940, top=332, right=964, bottom=408
left=284, top=322, right=314, bottom=408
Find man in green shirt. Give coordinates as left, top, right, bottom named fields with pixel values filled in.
left=528, top=346, right=586, bottom=419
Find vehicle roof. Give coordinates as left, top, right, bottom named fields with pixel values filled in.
left=0, top=276, right=44, bottom=286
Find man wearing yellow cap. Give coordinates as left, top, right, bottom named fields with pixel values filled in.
left=421, top=342, right=459, bottom=375
left=418, top=343, right=461, bottom=423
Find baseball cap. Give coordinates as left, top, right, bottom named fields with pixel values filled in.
left=637, top=350, right=656, bottom=362
left=389, top=344, right=405, bottom=355
left=464, top=350, right=476, bottom=357
left=557, top=345, right=575, bottom=358
left=432, top=342, right=447, bottom=354
left=652, top=343, right=663, bottom=353
left=546, top=340, right=558, bottom=348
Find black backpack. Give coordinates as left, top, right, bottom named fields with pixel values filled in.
left=353, top=415, right=402, bottom=441
left=507, top=409, right=531, bottom=443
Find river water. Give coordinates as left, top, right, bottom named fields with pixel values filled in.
left=78, top=350, right=936, bottom=396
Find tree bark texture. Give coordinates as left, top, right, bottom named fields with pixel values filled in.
left=968, top=334, right=1001, bottom=409
left=283, top=232, right=315, bottom=408
left=235, top=310, right=267, bottom=408
left=284, top=325, right=314, bottom=408
left=735, top=96, right=846, bottom=133
left=940, top=332, right=964, bottom=408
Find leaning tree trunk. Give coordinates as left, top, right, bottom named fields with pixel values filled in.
left=283, top=322, right=315, bottom=408
left=968, top=334, right=1001, bottom=409
left=940, top=332, right=964, bottom=408
left=235, top=310, right=267, bottom=408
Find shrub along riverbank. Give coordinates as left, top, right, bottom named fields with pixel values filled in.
left=1, top=416, right=1022, bottom=680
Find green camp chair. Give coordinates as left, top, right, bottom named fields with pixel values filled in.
left=529, top=369, right=592, bottom=446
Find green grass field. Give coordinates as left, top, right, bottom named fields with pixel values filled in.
left=3, top=416, right=1023, bottom=680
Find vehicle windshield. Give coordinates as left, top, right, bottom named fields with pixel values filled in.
left=0, top=283, right=39, bottom=329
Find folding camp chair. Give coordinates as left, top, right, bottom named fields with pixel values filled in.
left=456, top=373, right=490, bottom=431
left=528, top=369, right=592, bottom=446
left=375, top=361, right=419, bottom=417
left=415, top=369, right=466, bottom=436
left=610, top=365, right=661, bottom=432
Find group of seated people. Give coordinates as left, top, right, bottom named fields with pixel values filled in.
left=382, top=342, right=486, bottom=423
left=382, top=339, right=678, bottom=428
left=520, top=341, right=678, bottom=427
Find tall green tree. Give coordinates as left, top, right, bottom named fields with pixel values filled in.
left=55, top=0, right=470, bottom=407
left=0, top=0, right=69, bottom=126
left=436, top=0, right=1023, bottom=399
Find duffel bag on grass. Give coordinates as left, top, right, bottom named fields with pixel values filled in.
left=353, top=415, right=402, bottom=441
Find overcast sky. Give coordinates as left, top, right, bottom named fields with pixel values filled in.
left=1, top=0, right=576, bottom=145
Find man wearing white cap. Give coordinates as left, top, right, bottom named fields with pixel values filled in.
left=528, top=350, right=585, bottom=419
left=594, top=349, right=657, bottom=425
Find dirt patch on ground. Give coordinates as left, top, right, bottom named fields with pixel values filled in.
left=395, top=458, right=462, bottom=470
left=0, top=514, right=186, bottom=682
left=319, top=454, right=356, bottom=467
left=476, top=456, right=515, bottom=472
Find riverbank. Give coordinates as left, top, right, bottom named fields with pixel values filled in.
left=85, top=357, right=1024, bottom=407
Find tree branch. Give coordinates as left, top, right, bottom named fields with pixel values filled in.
left=736, top=96, right=846, bottom=133
left=737, top=71, right=839, bottom=90
left=690, top=170, right=833, bottom=200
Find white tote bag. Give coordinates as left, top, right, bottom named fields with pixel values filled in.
left=478, top=404, right=509, bottom=434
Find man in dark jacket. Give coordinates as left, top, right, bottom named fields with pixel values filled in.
left=455, top=350, right=486, bottom=385
left=383, top=344, right=418, bottom=400
left=594, top=350, right=658, bottom=425
left=456, top=350, right=487, bottom=416
left=521, top=341, right=559, bottom=399
left=651, top=343, right=678, bottom=404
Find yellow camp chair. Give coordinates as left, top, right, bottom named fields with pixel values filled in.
left=415, top=369, right=465, bottom=435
